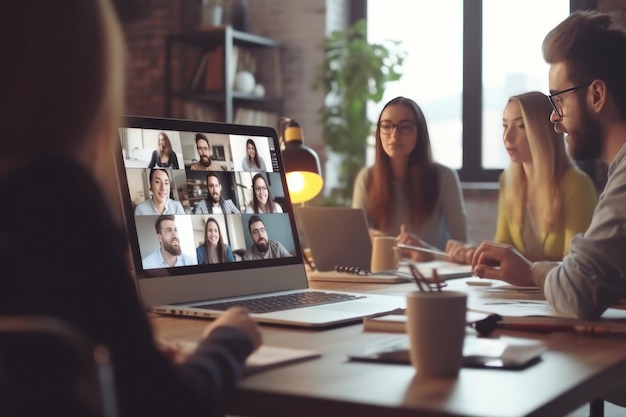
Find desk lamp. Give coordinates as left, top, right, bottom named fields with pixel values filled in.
left=280, top=118, right=323, bottom=204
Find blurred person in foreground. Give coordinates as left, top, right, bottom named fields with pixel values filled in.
left=0, top=1, right=261, bottom=416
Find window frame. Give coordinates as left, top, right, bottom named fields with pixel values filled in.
left=360, top=0, right=596, bottom=184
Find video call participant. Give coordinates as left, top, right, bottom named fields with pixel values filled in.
left=192, top=172, right=240, bottom=214
left=134, top=168, right=185, bottom=215
left=190, top=133, right=223, bottom=171
left=196, top=217, right=235, bottom=264
left=241, top=138, right=267, bottom=172
left=245, top=173, right=283, bottom=213
left=1, top=1, right=261, bottom=416
left=148, top=131, right=179, bottom=169
left=243, top=215, right=293, bottom=260
left=352, top=96, right=467, bottom=260
left=446, top=92, right=597, bottom=264
left=142, top=214, right=196, bottom=268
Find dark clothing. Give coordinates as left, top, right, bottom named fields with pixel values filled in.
left=0, top=157, right=252, bottom=417
left=148, top=149, right=179, bottom=169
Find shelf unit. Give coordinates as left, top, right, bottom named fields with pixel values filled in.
left=165, top=26, right=283, bottom=130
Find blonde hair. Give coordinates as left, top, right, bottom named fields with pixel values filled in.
left=0, top=0, right=124, bottom=191
left=503, top=91, right=574, bottom=235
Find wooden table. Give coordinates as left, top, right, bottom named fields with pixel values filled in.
left=151, top=279, right=626, bottom=417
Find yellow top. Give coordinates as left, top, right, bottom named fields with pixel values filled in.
left=494, top=167, right=598, bottom=261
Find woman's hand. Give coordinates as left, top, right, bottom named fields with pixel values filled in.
left=396, top=224, right=434, bottom=262
left=202, top=307, right=262, bottom=351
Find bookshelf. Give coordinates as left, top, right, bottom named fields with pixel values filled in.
left=165, top=26, right=283, bottom=131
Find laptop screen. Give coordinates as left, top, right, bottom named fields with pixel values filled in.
left=113, top=116, right=307, bottom=306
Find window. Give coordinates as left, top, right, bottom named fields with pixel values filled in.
left=367, top=0, right=570, bottom=182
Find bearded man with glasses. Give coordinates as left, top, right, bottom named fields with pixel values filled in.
left=473, top=12, right=626, bottom=321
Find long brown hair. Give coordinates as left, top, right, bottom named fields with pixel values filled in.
left=367, top=96, right=439, bottom=233
left=246, top=139, right=261, bottom=169
left=202, top=217, right=228, bottom=263
left=157, top=132, right=173, bottom=159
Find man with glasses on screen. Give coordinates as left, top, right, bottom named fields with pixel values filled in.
left=190, top=133, right=224, bottom=171
left=243, top=215, right=293, bottom=260
left=471, top=10, right=626, bottom=322
left=192, top=172, right=240, bottom=214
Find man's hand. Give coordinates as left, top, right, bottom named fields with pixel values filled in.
left=445, top=239, right=475, bottom=264
left=471, top=241, right=534, bottom=286
left=203, top=307, right=262, bottom=350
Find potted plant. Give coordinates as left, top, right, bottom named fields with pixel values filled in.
left=315, top=19, right=405, bottom=202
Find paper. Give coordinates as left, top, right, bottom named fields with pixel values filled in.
left=308, top=270, right=410, bottom=284
left=177, top=341, right=320, bottom=374
left=399, top=261, right=473, bottom=280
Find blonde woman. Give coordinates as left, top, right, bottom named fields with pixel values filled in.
left=447, top=91, right=597, bottom=263
left=0, top=1, right=260, bottom=415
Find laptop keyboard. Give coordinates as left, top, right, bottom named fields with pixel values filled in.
left=195, top=291, right=366, bottom=314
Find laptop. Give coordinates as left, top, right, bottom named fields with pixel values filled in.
left=297, top=206, right=472, bottom=283
left=113, top=116, right=405, bottom=328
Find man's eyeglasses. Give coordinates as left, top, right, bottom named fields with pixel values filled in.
left=197, top=146, right=210, bottom=152
left=548, top=83, right=590, bottom=118
left=378, top=121, right=415, bottom=135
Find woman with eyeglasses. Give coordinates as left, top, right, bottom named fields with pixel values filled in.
left=446, top=91, right=597, bottom=264
left=196, top=217, right=235, bottom=263
left=352, top=96, right=468, bottom=261
left=245, top=173, right=283, bottom=213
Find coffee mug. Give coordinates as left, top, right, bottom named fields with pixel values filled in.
left=370, top=236, right=399, bottom=273
left=405, top=290, right=467, bottom=377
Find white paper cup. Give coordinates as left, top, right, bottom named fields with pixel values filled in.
left=405, top=290, right=467, bottom=377
left=370, top=236, right=399, bottom=273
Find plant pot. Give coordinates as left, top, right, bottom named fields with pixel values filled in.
left=234, top=71, right=256, bottom=94
left=201, top=5, right=223, bottom=27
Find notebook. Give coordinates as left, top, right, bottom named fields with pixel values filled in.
left=112, top=116, right=405, bottom=328
left=297, top=207, right=472, bottom=283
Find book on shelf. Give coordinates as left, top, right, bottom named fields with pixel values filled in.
left=234, top=107, right=279, bottom=130
left=182, top=102, right=220, bottom=122
left=205, top=46, right=224, bottom=92
left=189, top=52, right=209, bottom=91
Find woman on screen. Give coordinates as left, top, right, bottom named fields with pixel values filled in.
left=352, top=96, right=467, bottom=260
left=148, top=131, right=179, bottom=169
left=245, top=173, right=283, bottom=213
left=196, top=217, right=235, bottom=263
left=241, top=138, right=267, bottom=171
left=0, top=1, right=261, bottom=415
left=446, top=91, right=597, bottom=263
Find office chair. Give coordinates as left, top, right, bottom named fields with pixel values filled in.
left=0, top=316, right=118, bottom=417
